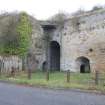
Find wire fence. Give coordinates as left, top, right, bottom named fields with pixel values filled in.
left=0, top=69, right=105, bottom=89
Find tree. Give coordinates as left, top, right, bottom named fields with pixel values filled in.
left=72, top=8, right=85, bottom=16
left=92, top=5, right=103, bottom=11
left=0, top=12, right=32, bottom=56
left=0, top=13, right=19, bottom=55
left=49, top=11, right=70, bottom=23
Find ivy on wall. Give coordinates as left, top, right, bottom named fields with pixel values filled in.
left=16, top=12, right=32, bottom=56
left=0, top=12, right=32, bottom=56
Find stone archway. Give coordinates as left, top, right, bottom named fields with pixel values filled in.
left=76, top=56, right=90, bottom=73
left=50, top=41, right=60, bottom=71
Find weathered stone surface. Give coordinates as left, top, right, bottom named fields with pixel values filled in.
left=0, top=56, right=22, bottom=73
left=1, top=9, right=105, bottom=72
left=37, top=9, right=105, bottom=72
left=60, top=9, right=105, bottom=72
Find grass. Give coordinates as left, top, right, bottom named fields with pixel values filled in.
left=0, top=71, right=105, bottom=92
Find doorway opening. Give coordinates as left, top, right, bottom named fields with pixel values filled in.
left=50, top=41, right=60, bottom=71
left=76, top=56, right=90, bottom=73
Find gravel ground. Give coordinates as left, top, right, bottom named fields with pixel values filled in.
left=0, top=83, right=105, bottom=105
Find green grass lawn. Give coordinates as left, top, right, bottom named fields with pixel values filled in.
left=0, top=71, right=105, bottom=91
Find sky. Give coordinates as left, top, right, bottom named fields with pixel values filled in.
left=0, top=0, right=105, bottom=20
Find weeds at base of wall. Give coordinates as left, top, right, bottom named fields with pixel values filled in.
left=0, top=71, right=105, bottom=92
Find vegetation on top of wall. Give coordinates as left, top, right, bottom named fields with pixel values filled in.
left=0, top=13, right=19, bottom=55
left=16, top=12, right=32, bottom=57
left=72, top=8, right=85, bottom=16
left=0, top=12, right=32, bottom=57
left=91, top=5, right=104, bottom=11
left=49, top=12, right=70, bottom=24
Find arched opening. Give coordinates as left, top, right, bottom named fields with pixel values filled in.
left=76, top=56, right=90, bottom=73
left=42, top=61, right=47, bottom=72
left=50, top=41, right=60, bottom=71
left=80, top=64, right=85, bottom=73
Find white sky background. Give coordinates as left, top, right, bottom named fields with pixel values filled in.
left=0, top=0, right=105, bottom=20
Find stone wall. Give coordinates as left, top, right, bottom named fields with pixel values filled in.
left=61, top=9, right=105, bottom=72
left=29, top=9, right=105, bottom=72
left=0, top=11, right=105, bottom=73
left=0, top=56, right=22, bottom=73
left=28, top=17, right=44, bottom=70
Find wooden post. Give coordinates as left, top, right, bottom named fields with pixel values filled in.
left=27, top=53, right=32, bottom=80
left=95, top=70, right=99, bottom=85
left=0, top=69, right=1, bottom=76
left=11, top=67, right=15, bottom=77
left=46, top=70, right=49, bottom=81
left=28, top=69, right=31, bottom=79
left=0, top=60, right=3, bottom=76
left=67, top=70, right=70, bottom=83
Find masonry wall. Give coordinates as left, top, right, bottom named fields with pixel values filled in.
left=0, top=14, right=46, bottom=72
left=1, top=11, right=105, bottom=72
left=0, top=56, right=22, bottom=73
left=61, top=10, right=105, bottom=72
left=30, top=10, right=105, bottom=72
left=29, top=17, right=45, bottom=70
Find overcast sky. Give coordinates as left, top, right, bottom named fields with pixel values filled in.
left=0, top=0, right=105, bottom=20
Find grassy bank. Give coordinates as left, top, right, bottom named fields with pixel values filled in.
left=0, top=71, right=105, bottom=91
